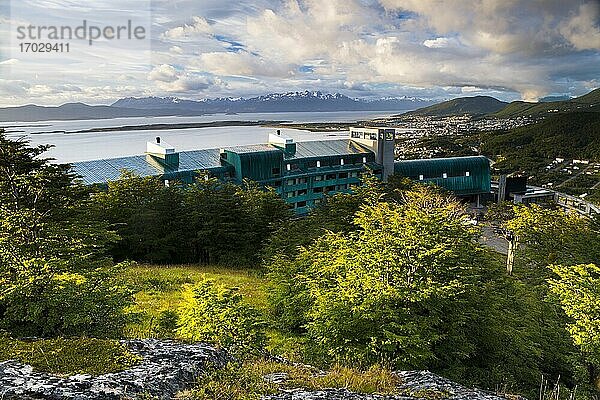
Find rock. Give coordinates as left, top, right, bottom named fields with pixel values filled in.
left=0, top=339, right=228, bottom=400
left=261, top=370, right=520, bottom=400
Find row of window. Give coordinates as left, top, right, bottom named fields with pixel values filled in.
left=418, top=171, right=471, bottom=180
left=279, top=156, right=369, bottom=174
left=287, top=184, right=351, bottom=199
left=286, top=171, right=360, bottom=186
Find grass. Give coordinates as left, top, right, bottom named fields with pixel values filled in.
left=179, top=358, right=402, bottom=400
left=0, top=336, right=140, bottom=375
left=121, top=264, right=269, bottom=338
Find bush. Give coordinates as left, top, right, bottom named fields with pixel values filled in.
left=0, top=336, right=140, bottom=375
left=1, top=263, right=133, bottom=338
left=0, top=134, right=134, bottom=338
left=268, top=187, right=483, bottom=369
left=177, top=278, right=266, bottom=358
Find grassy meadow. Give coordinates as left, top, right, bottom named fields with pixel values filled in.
left=122, top=264, right=269, bottom=338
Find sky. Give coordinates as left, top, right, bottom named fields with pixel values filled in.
left=0, top=0, right=599, bottom=106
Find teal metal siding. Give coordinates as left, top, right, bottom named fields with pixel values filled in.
left=394, top=156, right=491, bottom=195
left=223, top=149, right=283, bottom=183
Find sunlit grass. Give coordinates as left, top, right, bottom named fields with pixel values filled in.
left=121, top=264, right=268, bottom=338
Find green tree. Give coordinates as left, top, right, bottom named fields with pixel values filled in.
left=177, top=278, right=266, bottom=358
left=549, top=263, right=600, bottom=393
left=0, top=135, right=132, bottom=337
left=92, top=171, right=189, bottom=263
left=269, top=186, right=483, bottom=368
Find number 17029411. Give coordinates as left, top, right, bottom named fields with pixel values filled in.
left=19, top=43, right=70, bottom=53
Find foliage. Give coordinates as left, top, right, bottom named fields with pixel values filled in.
left=482, top=112, right=600, bottom=174
left=177, top=278, right=266, bottom=358
left=93, top=173, right=291, bottom=266
left=268, top=186, right=483, bottom=368
left=549, top=263, right=600, bottom=392
left=505, top=204, right=600, bottom=272
left=0, top=134, right=133, bottom=338
left=0, top=336, right=140, bottom=375
left=120, top=264, right=267, bottom=339
left=264, top=173, right=385, bottom=261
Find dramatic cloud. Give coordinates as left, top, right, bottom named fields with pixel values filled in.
left=0, top=0, right=598, bottom=105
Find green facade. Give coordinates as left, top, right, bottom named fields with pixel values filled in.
left=394, top=156, right=491, bottom=195
left=72, top=139, right=492, bottom=214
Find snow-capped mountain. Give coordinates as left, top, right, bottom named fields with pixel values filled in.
left=112, top=91, right=433, bottom=113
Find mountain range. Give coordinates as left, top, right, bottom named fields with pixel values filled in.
left=400, top=88, right=600, bottom=119
left=0, top=91, right=433, bottom=123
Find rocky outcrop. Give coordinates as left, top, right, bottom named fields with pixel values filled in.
left=0, top=340, right=520, bottom=400
left=263, top=371, right=518, bottom=400
left=0, top=339, right=228, bottom=400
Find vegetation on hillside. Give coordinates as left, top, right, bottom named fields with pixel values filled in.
left=92, top=172, right=291, bottom=266
left=491, top=88, right=600, bottom=118
left=402, top=95, right=507, bottom=117
left=0, top=337, right=140, bottom=375
left=0, top=134, right=132, bottom=338
left=2, top=133, right=600, bottom=399
left=401, top=88, right=600, bottom=119
left=482, top=112, right=600, bottom=175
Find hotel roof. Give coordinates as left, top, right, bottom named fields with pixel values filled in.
left=72, top=139, right=371, bottom=185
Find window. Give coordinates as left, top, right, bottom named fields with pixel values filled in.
left=313, top=187, right=323, bottom=193
left=419, top=174, right=424, bottom=180
left=339, top=172, right=348, bottom=179
left=316, top=160, right=321, bottom=168
left=362, top=156, right=367, bottom=164
left=296, top=201, right=307, bottom=208
left=298, top=189, right=307, bottom=196
left=272, top=167, right=281, bottom=176
left=326, top=173, right=336, bottom=180
left=442, top=173, right=448, bottom=179
left=465, top=171, right=470, bottom=177
left=287, top=179, right=295, bottom=186
left=351, top=171, right=359, bottom=178
left=286, top=164, right=291, bottom=171
left=270, top=180, right=282, bottom=188
left=306, top=160, right=317, bottom=168
left=287, top=192, right=294, bottom=198
left=314, top=175, right=323, bottom=181
left=340, top=158, right=345, bottom=165
left=297, top=177, right=307, bottom=184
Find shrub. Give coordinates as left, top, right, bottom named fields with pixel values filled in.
left=157, top=310, right=179, bottom=336
left=0, top=336, right=140, bottom=375
left=177, top=278, right=266, bottom=358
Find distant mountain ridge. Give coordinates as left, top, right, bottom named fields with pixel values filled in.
left=0, top=91, right=434, bottom=123
left=112, top=91, right=433, bottom=113
left=401, top=88, right=600, bottom=119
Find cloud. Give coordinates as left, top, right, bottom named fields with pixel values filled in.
left=559, top=2, right=600, bottom=50
left=162, top=16, right=212, bottom=40
left=197, top=51, right=294, bottom=78
left=1, top=0, right=599, bottom=104
left=148, top=64, right=179, bottom=82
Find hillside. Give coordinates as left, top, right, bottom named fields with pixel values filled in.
left=481, top=112, right=600, bottom=173
left=401, top=96, right=508, bottom=117
left=491, top=88, right=600, bottom=118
